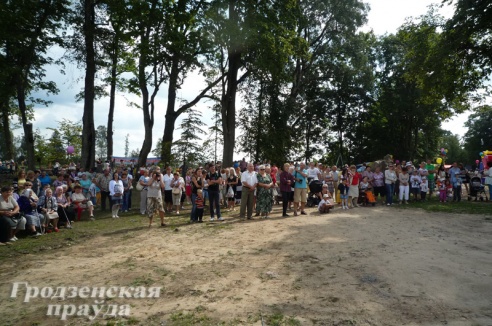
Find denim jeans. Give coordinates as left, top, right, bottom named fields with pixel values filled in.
left=386, top=184, right=395, bottom=204
left=122, top=191, right=131, bottom=211
left=453, top=185, right=461, bottom=201
left=190, top=193, right=197, bottom=222
left=208, top=190, right=221, bottom=218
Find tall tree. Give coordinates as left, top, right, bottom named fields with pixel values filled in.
left=122, top=0, right=170, bottom=167
left=80, top=0, right=97, bottom=170
left=172, top=108, right=207, bottom=167
left=205, top=0, right=303, bottom=166
left=463, top=105, right=492, bottom=163
left=159, top=0, right=221, bottom=163
left=0, top=0, right=69, bottom=170
left=124, top=133, right=129, bottom=157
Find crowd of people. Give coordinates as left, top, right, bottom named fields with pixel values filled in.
left=1, top=157, right=491, bottom=245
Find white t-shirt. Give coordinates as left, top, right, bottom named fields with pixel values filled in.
left=163, top=173, right=173, bottom=191
left=307, top=167, right=320, bottom=180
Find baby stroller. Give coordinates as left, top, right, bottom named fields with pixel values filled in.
left=306, top=180, right=323, bottom=207
left=359, top=189, right=376, bottom=206
left=468, top=176, right=488, bottom=201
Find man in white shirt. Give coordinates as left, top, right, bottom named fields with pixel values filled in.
left=239, top=163, right=257, bottom=220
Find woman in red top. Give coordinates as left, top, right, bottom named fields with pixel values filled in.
left=348, top=165, right=360, bottom=208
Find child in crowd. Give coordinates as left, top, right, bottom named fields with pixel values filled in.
left=88, top=178, right=98, bottom=206
left=359, top=176, right=370, bottom=192
left=338, top=178, right=350, bottom=210
left=318, top=194, right=332, bottom=214
left=446, top=179, right=453, bottom=201
left=420, top=177, right=428, bottom=201
left=195, top=189, right=205, bottom=223
left=438, top=180, right=447, bottom=203
left=410, top=170, right=422, bottom=201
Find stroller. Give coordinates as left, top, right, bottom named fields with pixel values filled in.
left=468, top=176, right=488, bottom=201
left=359, top=189, right=376, bottom=206
left=306, top=180, right=323, bottom=207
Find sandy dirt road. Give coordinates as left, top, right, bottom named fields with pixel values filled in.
left=1, top=205, right=491, bottom=325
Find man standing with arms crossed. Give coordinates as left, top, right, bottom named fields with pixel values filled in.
left=206, top=165, right=223, bottom=221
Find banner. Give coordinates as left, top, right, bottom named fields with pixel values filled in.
left=111, top=157, right=161, bottom=166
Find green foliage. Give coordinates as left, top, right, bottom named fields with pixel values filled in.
left=173, top=109, right=207, bottom=167
left=463, top=105, right=492, bottom=163
left=439, top=131, right=468, bottom=165
left=358, top=9, right=482, bottom=164
left=443, top=0, right=492, bottom=78
left=95, top=125, right=108, bottom=159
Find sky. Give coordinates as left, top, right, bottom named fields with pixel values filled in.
left=18, top=0, right=474, bottom=159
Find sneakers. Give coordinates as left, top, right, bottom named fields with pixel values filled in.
left=282, top=214, right=290, bottom=217
left=9, top=238, right=16, bottom=242
left=112, top=215, right=116, bottom=218
left=387, top=203, right=391, bottom=206
left=115, top=215, right=120, bottom=218
left=210, top=217, right=215, bottom=221
left=218, top=217, right=224, bottom=221
left=90, top=217, right=95, bottom=221
left=176, top=211, right=180, bottom=215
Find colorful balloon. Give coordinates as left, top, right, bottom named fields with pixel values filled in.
left=67, top=146, right=74, bottom=154
left=436, top=158, right=442, bottom=164
left=476, top=160, right=480, bottom=164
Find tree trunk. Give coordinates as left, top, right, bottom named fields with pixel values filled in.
left=161, top=59, right=179, bottom=164
left=0, top=102, right=14, bottom=160
left=16, top=83, right=35, bottom=170
left=137, top=34, right=152, bottom=168
left=138, top=101, right=153, bottom=168
left=256, top=81, right=263, bottom=162
left=81, top=0, right=96, bottom=170
left=221, top=1, right=241, bottom=167
left=106, top=37, right=118, bottom=162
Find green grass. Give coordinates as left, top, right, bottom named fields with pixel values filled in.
left=393, top=196, right=491, bottom=215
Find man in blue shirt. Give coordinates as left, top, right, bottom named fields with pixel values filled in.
left=38, top=170, right=51, bottom=189
left=293, top=162, right=308, bottom=216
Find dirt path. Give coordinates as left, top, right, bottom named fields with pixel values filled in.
left=1, top=205, right=491, bottom=325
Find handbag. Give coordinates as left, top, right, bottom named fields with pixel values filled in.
left=172, top=187, right=181, bottom=195
left=136, top=182, right=144, bottom=191
left=272, top=187, right=278, bottom=197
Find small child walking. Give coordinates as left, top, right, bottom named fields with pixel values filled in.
left=195, top=189, right=205, bottom=223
